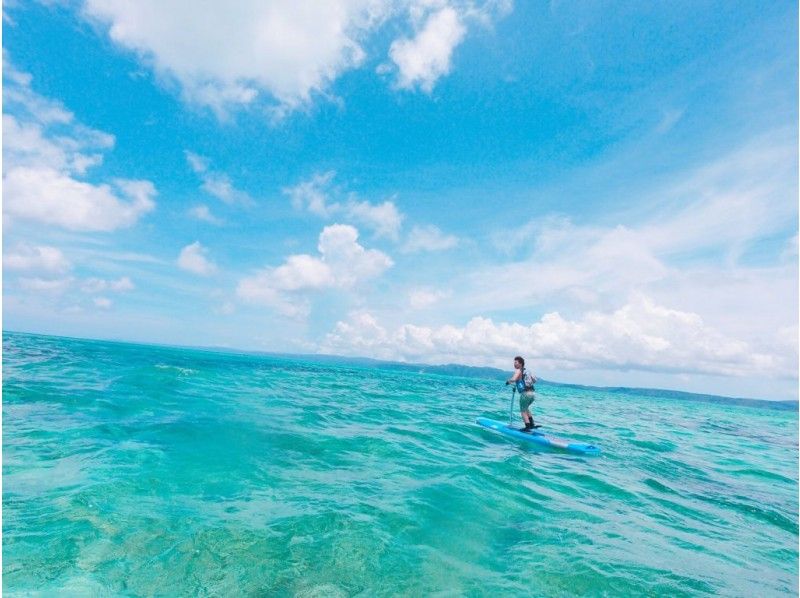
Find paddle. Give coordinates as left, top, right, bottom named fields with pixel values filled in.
left=509, top=387, right=516, bottom=427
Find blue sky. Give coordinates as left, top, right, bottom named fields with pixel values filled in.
left=3, top=1, right=797, bottom=400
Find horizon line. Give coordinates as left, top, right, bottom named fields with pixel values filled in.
left=3, top=328, right=797, bottom=406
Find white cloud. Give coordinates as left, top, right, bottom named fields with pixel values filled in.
left=284, top=171, right=336, bottom=217
left=462, top=132, right=798, bottom=319
left=79, top=1, right=509, bottom=116
left=3, top=54, right=75, bottom=126
left=201, top=174, right=251, bottom=205
left=81, top=276, right=135, bottom=293
left=3, top=168, right=156, bottom=231
left=177, top=242, right=217, bottom=276
left=378, top=131, right=797, bottom=390
left=2, top=114, right=108, bottom=175
left=402, top=224, right=458, bottom=253
left=344, top=198, right=404, bottom=240
left=2, top=60, right=156, bottom=231
left=318, top=224, right=394, bottom=285
left=295, top=132, right=799, bottom=392
left=185, top=151, right=253, bottom=205
left=18, top=277, right=74, bottom=295
left=188, top=205, right=224, bottom=225
left=4, top=244, right=71, bottom=272
left=269, top=254, right=334, bottom=291
left=409, top=288, right=451, bottom=309
left=237, top=224, right=393, bottom=316
left=81, top=0, right=392, bottom=116
left=388, top=6, right=466, bottom=92
left=93, top=296, right=113, bottom=309
left=185, top=151, right=209, bottom=174
left=321, top=294, right=793, bottom=379
left=284, top=172, right=404, bottom=238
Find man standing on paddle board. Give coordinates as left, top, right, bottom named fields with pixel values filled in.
left=505, top=356, right=538, bottom=432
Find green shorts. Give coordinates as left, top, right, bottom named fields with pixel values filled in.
left=519, top=391, right=535, bottom=411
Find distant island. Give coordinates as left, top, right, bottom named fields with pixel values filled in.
left=273, top=351, right=799, bottom=412
left=4, top=330, right=798, bottom=412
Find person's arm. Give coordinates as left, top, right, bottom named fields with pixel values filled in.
left=505, top=371, right=521, bottom=385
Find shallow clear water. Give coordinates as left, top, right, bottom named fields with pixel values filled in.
left=3, top=331, right=798, bottom=596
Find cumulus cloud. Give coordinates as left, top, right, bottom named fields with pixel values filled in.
left=321, top=295, right=793, bottom=379
left=188, top=204, right=224, bottom=225
left=237, top=224, right=393, bottom=316
left=317, top=224, right=394, bottom=284
left=283, top=171, right=336, bottom=217
left=81, top=0, right=391, bottom=117
left=4, top=244, right=71, bottom=272
left=2, top=112, right=112, bottom=175
left=307, top=143, right=797, bottom=383
left=78, top=1, right=509, bottom=116
left=177, top=241, right=217, bottom=276
left=388, top=6, right=466, bottom=92
left=81, top=276, right=135, bottom=293
left=384, top=1, right=511, bottom=92
left=3, top=168, right=156, bottom=231
left=402, top=224, right=459, bottom=253
left=344, top=198, right=404, bottom=240
left=2, top=59, right=156, bottom=231
left=284, top=172, right=404, bottom=239
left=409, top=288, right=451, bottom=309
left=185, top=151, right=253, bottom=206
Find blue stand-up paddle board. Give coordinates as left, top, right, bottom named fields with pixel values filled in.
left=476, top=417, right=600, bottom=455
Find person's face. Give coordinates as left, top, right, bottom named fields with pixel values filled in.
left=514, top=359, right=522, bottom=370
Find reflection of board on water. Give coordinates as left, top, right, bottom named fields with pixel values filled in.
left=476, top=417, right=601, bottom=455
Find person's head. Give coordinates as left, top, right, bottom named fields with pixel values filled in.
left=514, top=356, right=525, bottom=370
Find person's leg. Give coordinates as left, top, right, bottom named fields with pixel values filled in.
left=519, top=411, right=530, bottom=431
left=520, top=393, right=534, bottom=429
left=526, top=392, right=535, bottom=427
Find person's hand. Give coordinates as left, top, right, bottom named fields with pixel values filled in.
left=505, top=381, right=510, bottom=385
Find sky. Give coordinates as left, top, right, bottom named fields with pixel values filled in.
left=2, top=0, right=797, bottom=400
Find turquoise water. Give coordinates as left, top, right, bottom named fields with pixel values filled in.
left=3, top=331, right=798, bottom=596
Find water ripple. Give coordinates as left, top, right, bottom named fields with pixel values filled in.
left=3, top=331, right=798, bottom=596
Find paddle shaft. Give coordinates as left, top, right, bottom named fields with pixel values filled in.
left=509, top=387, right=516, bottom=427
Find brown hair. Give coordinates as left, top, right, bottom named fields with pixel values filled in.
left=514, top=355, right=525, bottom=367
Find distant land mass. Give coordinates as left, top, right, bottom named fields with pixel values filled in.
left=4, top=330, right=798, bottom=412
left=286, top=353, right=509, bottom=381
left=271, top=351, right=798, bottom=412
left=543, top=381, right=799, bottom=412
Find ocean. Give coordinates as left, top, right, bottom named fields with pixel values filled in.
left=3, top=331, right=798, bottom=596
